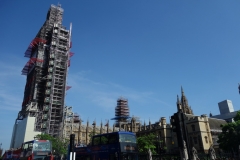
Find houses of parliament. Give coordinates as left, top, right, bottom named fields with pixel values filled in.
left=64, top=87, right=227, bottom=153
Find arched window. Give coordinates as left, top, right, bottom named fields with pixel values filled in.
left=204, top=136, right=208, bottom=143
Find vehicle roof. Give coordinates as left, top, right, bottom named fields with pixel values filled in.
left=92, top=131, right=135, bottom=137
left=23, top=140, right=50, bottom=143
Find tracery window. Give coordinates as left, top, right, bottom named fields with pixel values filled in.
left=205, top=136, right=208, bottom=143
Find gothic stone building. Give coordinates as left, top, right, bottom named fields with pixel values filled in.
left=171, top=87, right=227, bottom=154
left=65, top=88, right=227, bottom=154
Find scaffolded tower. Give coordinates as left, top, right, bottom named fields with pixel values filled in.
left=18, top=4, right=73, bottom=136
left=111, top=97, right=130, bottom=127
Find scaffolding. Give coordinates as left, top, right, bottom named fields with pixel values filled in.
left=111, top=97, right=131, bottom=127
left=18, top=4, right=73, bottom=137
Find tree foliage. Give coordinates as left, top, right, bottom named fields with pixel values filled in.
left=234, top=111, right=240, bottom=122
left=218, top=113, right=240, bottom=153
left=137, top=133, right=157, bottom=154
left=88, top=130, right=96, bottom=145
left=35, top=134, right=68, bottom=155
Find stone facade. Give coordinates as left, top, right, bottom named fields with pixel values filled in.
left=63, top=88, right=228, bottom=154
left=136, top=117, right=178, bottom=153
left=171, top=88, right=227, bottom=154
left=63, top=119, right=114, bottom=145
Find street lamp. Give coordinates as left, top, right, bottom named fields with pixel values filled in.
left=0, top=143, right=2, bottom=158
left=92, top=121, right=96, bottom=136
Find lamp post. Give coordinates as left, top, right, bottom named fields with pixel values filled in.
left=92, top=121, right=96, bottom=136
left=0, top=143, right=2, bottom=156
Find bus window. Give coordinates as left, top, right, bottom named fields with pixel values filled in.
left=33, top=141, right=51, bottom=151
left=23, top=143, right=28, bottom=150
left=22, top=143, right=30, bottom=157
left=28, top=143, right=33, bottom=150
left=108, top=134, right=118, bottom=144
left=100, top=135, right=108, bottom=145
left=119, top=134, right=136, bottom=143
left=93, top=136, right=101, bottom=146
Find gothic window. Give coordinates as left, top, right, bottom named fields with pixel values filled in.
left=82, top=133, right=85, bottom=137
left=205, top=136, right=208, bottom=143
left=191, top=125, right=196, bottom=131
left=193, top=137, right=198, bottom=144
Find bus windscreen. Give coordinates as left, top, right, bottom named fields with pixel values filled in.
left=119, top=134, right=136, bottom=143
left=33, top=141, right=51, bottom=151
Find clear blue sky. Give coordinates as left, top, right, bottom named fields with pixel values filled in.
left=1, top=0, right=240, bottom=151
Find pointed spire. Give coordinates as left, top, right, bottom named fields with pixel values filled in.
left=92, top=120, right=96, bottom=126
left=209, top=112, right=212, bottom=117
left=86, top=119, right=89, bottom=143
left=106, top=121, right=109, bottom=133
left=179, top=86, right=193, bottom=114
left=181, top=86, right=185, bottom=103
left=181, top=86, right=188, bottom=105
left=139, top=122, right=141, bottom=131
left=177, top=94, right=182, bottom=112
left=177, top=95, right=180, bottom=104
left=144, top=120, right=146, bottom=130
left=149, top=119, right=152, bottom=130
left=181, top=86, right=185, bottom=96
left=100, top=120, right=103, bottom=134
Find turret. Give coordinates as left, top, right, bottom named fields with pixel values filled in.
left=100, top=120, right=103, bottom=134
left=144, top=121, right=146, bottom=130
left=149, top=119, right=152, bottom=130
left=113, top=123, right=115, bottom=132
left=177, top=95, right=182, bottom=112
left=180, top=87, right=193, bottom=114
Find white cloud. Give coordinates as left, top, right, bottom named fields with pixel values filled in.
left=67, top=70, right=173, bottom=111
left=0, top=60, right=25, bottom=111
left=0, top=92, right=22, bottom=111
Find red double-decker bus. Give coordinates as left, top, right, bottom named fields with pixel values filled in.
left=2, top=140, right=53, bottom=160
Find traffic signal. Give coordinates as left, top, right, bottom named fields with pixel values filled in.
left=171, top=114, right=179, bottom=133
left=171, top=113, right=183, bottom=147
left=70, top=134, right=75, bottom=152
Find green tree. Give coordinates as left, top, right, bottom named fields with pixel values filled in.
left=137, top=133, right=157, bottom=154
left=234, top=111, right=240, bottom=122
left=88, top=130, right=96, bottom=145
left=218, top=112, right=240, bottom=154
left=35, top=134, right=68, bottom=155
